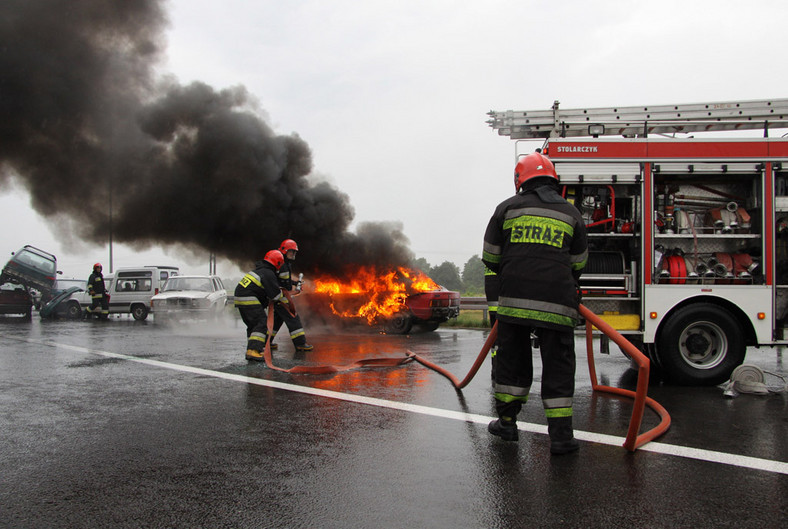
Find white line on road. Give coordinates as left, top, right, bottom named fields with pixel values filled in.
left=11, top=335, right=788, bottom=476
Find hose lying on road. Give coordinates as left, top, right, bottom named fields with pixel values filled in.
left=262, top=302, right=413, bottom=374
left=406, top=322, right=498, bottom=389
left=408, top=306, right=671, bottom=451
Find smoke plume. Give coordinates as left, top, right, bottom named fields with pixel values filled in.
left=0, top=0, right=413, bottom=275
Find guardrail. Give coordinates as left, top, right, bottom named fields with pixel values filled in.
left=460, top=297, right=490, bottom=322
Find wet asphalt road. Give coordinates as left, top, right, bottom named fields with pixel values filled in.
left=1, top=312, right=787, bottom=529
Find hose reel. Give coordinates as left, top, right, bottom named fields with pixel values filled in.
left=581, top=252, right=630, bottom=295
left=721, top=364, right=787, bottom=397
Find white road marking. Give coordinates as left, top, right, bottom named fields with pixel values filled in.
left=10, top=335, right=788, bottom=476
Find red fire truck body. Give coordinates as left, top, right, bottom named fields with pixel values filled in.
left=488, top=99, right=788, bottom=385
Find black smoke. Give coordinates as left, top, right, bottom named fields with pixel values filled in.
left=0, top=0, right=413, bottom=275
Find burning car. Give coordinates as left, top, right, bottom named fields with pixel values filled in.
left=300, top=266, right=460, bottom=334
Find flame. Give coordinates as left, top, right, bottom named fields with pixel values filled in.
left=312, top=266, right=439, bottom=324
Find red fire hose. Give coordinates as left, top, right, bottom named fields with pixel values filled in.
left=580, top=305, right=671, bottom=451
left=406, top=322, right=498, bottom=389
left=408, top=306, right=670, bottom=451
left=259, top=299, right=669, bottom=451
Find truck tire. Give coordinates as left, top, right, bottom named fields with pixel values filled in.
left=656, top=303, right=745, bottom=386
left=384, top=312, right=413, bottom=334
left=131, top=304, right=149, bottom=321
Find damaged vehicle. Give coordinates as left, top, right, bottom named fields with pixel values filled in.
left=384, top=287, right=460, bottom=333
left=0, top=245, right=58, bottom=320
left=0, top=245, right=59, bottom=295
left=300, top=285, right=461, bottom=334
left=39, top=278, right=90, bottom=319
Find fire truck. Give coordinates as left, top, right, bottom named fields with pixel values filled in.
left=487, top=98, right=788, bottom=385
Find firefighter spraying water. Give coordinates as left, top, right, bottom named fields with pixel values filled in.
left=234, top=250, right=292, bottom=362
left=270, top=239, right=314, bottom=352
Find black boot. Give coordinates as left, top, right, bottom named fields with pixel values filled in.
left=488, top=418, right=518, bottom=441
left=547, top=416, right=579, bottom=455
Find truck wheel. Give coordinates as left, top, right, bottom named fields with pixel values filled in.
left=385, top=312, right=413, bottom=334
left=131, top=304, right=149, bottom=321
left=656, top=303, right=745, bottom=386
left=66, top=301, right=82, bottom=319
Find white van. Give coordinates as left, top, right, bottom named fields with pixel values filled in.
left=108, top=266, right=179, bottom=320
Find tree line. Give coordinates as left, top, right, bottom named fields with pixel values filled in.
left=412, top=255, right=484, bottom=296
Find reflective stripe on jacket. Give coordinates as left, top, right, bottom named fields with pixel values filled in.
left=482, top=183, right=587, bottom=330
left=87, top=272, right=106, bottom=295
left=234, top=262, right=284, bottom=307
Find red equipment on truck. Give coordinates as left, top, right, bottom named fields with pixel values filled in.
left=488, top=98, right=788, bottom=385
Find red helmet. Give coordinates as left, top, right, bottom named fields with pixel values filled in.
left=93, top=263, right=102, bottom=270
left=279, top=239, right=299, bottom=253
left=514, top=152, right=557, bottom=191
left=263, top=250, right=285, bottom=270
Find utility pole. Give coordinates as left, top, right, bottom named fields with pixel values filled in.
left=108, top=174, right=113, bottom=273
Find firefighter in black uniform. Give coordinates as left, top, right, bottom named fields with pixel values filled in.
left=484, top=264, right=499, bottom=379
left=270, top=239, right=313, bottom=352
left=482, top=151, right=588, bottom=455
left=86, top=262, right=109, bottom=320
left=234, top=250, right=292, bottom=362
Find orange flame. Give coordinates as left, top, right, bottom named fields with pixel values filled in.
left=313, top=266, right=439, bottom=324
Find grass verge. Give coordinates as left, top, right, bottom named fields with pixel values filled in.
left=442, top=310, right=490, bottom=329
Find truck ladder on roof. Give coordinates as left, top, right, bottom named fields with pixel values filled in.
left=487, top=98, right=788, bottom=139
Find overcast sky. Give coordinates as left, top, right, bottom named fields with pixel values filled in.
left=2, top=0, right=786, bottom=280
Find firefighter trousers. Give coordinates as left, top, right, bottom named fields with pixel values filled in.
left=237, top=304, right=268, bottom=352
left=87, top=294, right=109, bottom=319
left=492, top=320, right=576, bottom=421
left=271, top=304, right=308, bottom=346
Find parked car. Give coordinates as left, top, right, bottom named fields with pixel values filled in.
left=0, top=284, right=33, bottom=319
left=150, top=275, right=227, bottom=322
left=0, top=245, right=59, bottom=295
left=106, top=266, right=180, bottom=321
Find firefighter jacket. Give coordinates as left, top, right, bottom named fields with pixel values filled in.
left=278, top=260, right=294, bottom=291
left=482, top=180, right=588, bottom=330
left=483, top=264, right=499, bottom=314
left=234, top=261, right=287, bottom=308
left=87, top=271, right=106, bottom=297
